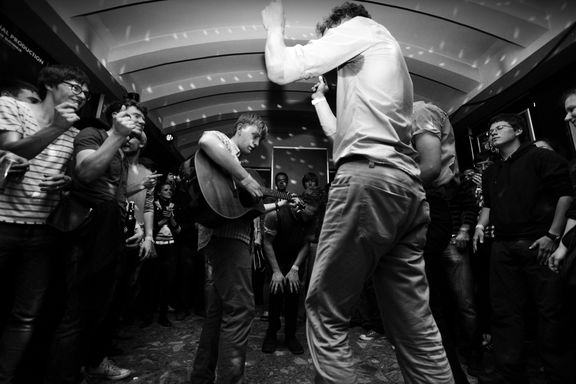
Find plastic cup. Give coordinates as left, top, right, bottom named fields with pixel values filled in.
left=0, top=156, right=16, bottom=189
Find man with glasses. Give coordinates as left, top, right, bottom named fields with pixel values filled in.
left=46, top=99, right=145, bottom=383
left=0, top=64, right=90, bottom=383
left=473, top=113, right=574, bottom=384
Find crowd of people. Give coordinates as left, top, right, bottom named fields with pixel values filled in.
left=1, top=1, right=576, bottom=384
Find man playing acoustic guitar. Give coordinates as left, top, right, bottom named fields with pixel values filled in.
left=190, top=112, right=288, bottom=384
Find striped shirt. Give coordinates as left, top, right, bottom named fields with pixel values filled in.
left=197, top=130, right=252, bottom=250
left=0, top=96, right=78, bottom=224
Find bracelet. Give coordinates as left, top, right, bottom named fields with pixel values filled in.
left=274, top=201, right=279, bottom=211
left=311, top=97, right=326, bottom=106
left=475, top=224, right=485, bottom=231
left=291, top=265, right=299, bottom=271
left=545, top=232, right=561, bottom=242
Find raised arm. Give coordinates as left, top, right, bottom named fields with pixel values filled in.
left=311, top=76, right=336, bottom=143
left=0, top=101, right=79, bottom=160
left=262, top=0, right=289, bottom=84
left=75, top=106, right=139, bottom=183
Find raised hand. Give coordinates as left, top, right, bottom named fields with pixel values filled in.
left=53, top=101, right=80, bottom=130
left=262, top=0, right=285, bottom=31
left=112, top=106, right=140, bottom=138
left=311, top=76, right=329, bottom=99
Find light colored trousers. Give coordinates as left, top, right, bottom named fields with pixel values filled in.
left=305, top=161, right=454, bottom=384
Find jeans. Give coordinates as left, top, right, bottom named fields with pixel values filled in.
left=423, top=194, right=470, bottom=384
left=190, top=238, right=255, bottom=384
left=45, top=200, right=124, bottom=384
left=267, top=287, right=300, bottom=338
left=490, top=239, right=574, bottom=384
left=305, top=161, right=453, bottom=384
left=0, top=222, right=58, bottom=384
left=140, top=243, right=178, bottom=320
left=441, top=241, right=479, bottom=349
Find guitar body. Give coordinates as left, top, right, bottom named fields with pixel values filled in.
left=190, top=149, right=266, bottom=228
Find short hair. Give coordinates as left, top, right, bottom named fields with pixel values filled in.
left=234, top=113, right=268, bottom=140
left=37, top=64, right=90, bottom=100
left=275, top=172, right=288, bottom=182
left=489, top=113, right=526, bottom=141
left=103, top=98, right=148, bottom=126
left=0, top=79, right=39, bottom=97
left=316, top=2, right=371, bottom=36
left=302, top=172, right=319, bottom=186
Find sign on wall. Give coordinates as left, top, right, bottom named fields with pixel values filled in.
left=0, top=13, right=50, bottom=83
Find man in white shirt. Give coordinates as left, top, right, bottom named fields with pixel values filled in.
left=263, top=1, right=453, bottom=383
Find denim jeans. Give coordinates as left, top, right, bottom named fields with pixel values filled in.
left=305, top=161, right=453, bottom=384
left=190, top=238, right=255, bottom=384
left=490, top=239, right=574, bottom=384
left=423, top=194, right=470, bottom=384
left=441, top=241, right=479, bottom=348
left=0, top=222, right=59, bottom=384
left=45, top=200, right=124, bottom=384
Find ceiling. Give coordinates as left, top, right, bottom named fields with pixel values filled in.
left=9, top=0, right=576, bottom=160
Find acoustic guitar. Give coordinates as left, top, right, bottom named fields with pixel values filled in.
left=186, top=149, right=294, bottom=228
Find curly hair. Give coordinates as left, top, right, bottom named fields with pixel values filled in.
left=316, top=2, right=371, bottom=36
left=37, top=64, right=90, bottom=100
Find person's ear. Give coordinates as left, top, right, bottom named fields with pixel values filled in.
left=514, top=128, right=523, bottom=137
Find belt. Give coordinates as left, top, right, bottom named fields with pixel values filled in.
left=336, top=155, right=382, bottom=169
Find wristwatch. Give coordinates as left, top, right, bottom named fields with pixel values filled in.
left=545, top=232, right=561, bottom=242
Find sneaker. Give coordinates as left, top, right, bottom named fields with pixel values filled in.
left=359, top=330, right=385, bottom=341
left=85, top=357, right=132, bottom=381
left=285, top=336, right=304, bottom=355
left=261, top=331, right=277, bottom=353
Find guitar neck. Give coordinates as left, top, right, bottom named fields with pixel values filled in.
left=262, top=188, right=293, bottom=201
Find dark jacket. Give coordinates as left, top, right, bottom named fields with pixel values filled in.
left=482, top=143, right=573, bottom=240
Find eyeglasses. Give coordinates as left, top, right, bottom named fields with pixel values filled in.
left=488, top=124, right=513, bottom=136
left=62, top=81, right=91, bottom=101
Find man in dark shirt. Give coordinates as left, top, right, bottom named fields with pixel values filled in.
left=473, top=113, right=574, bottom=384
left=47, top=99, right=146, bottom=383
left=261, top=187, right=321, bottom=355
